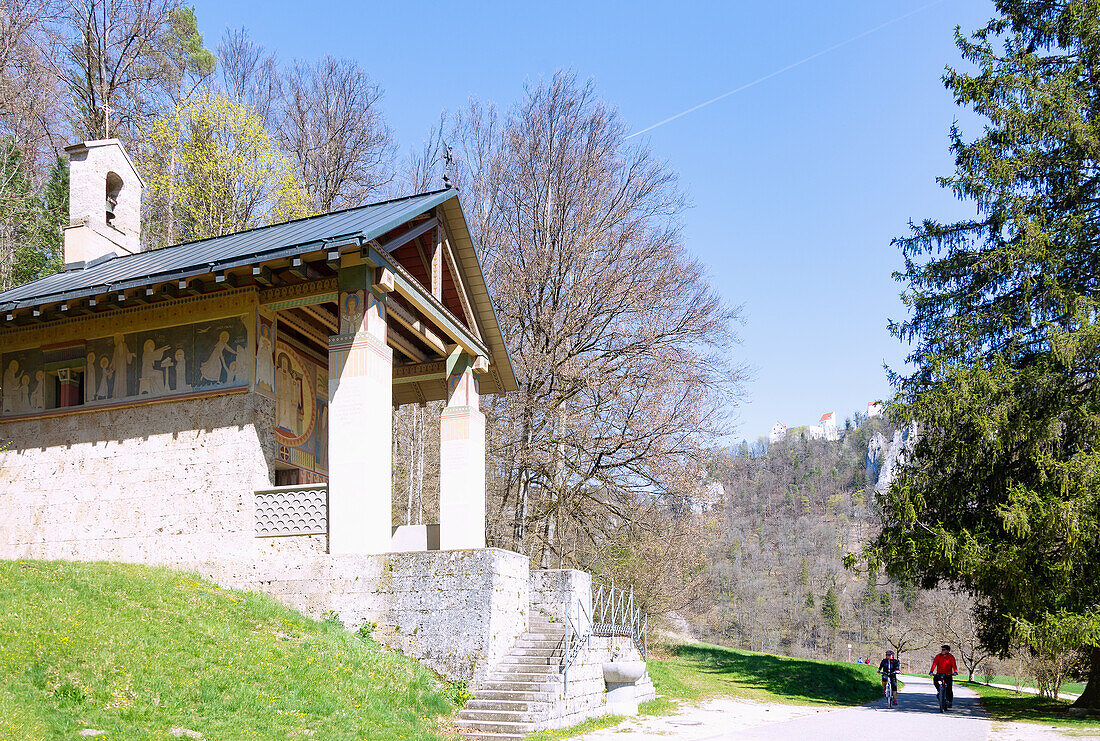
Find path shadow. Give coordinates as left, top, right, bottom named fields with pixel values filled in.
left=874, top=675, right=987, bottom=719
left=669, top=643, right=880, bottom=705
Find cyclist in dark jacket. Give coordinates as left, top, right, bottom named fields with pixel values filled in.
left=878, top=650, right=900, bottom=705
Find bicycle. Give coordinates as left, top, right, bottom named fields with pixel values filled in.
left=933, top=672, right=955, bottom=712
left=880, top=671, right=898, bottom=709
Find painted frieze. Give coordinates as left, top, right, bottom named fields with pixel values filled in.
left=1, top=315, right=249, bottom=417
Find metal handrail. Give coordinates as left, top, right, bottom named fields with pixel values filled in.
left=557, top=580, right=649, bottom=692
left=559, top=596, right=591, bottom=693
left=591, top=580, right=648, bottom=659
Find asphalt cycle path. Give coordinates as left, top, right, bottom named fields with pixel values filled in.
left=714, top=674, right=990, bottom=741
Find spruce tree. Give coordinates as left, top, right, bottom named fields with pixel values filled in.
left=874, top=0, right=1100, bottom=708
left=822, top=587, right=840, bottom=632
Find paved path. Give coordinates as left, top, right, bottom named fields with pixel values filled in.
left=718, top=675, right=990, bottom=740
left=571, top=674, right=992, bottom=741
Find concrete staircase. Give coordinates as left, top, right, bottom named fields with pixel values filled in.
left=454, top=614, right=568, bottom=740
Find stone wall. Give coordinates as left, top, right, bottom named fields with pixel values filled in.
left=529, top=571, right=655, bottom=730
left=541, top=634, right=656, bottom=730
left=531, top=568, right=593, bottom=635
left=199, top=548, right=529, bottom=683
left=0, top=391, right=274, bottom=562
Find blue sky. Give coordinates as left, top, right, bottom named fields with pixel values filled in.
left=191, top=0, right=992, bottom=442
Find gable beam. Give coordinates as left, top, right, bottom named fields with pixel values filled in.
left=439, top=224, right=482, bottom=339
left=364, top=242, right=489, bottom=362
left=431, top=226, right=443, bottom=300
left=388, top=328, right=428, bottom=363
left=378, top=216, right=438, bottom=255
left=386, top=297, right=447, bottom=356
left=300, top=304, right=338, bottom=334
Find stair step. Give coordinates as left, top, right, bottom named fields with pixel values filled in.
left=492, top=663, right=558, bottom=673
left=507, top=648, right=561, bottom=658
left=456, top=709, right=537, bottom=723
left=477, top=680, right=560, bottom=693
left=453, top=718, right=534, bottom=733
left=488, top=671, right=559, bottom=683
left=456, top=731, right=527, bottom=741
left=465, top=698, right=548, bottom=712
left=472, top=689, right=557, bottom=702
left=513, top=639, right=565, bottom=649
left=503, top=659, right=558, bottom=668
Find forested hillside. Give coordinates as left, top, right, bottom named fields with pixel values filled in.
left=689, top=415, right=931, bottom=665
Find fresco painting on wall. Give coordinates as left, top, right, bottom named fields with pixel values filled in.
left=339, top=289, right=365, bottom=334
left=255, top=309, right=275, bottom=395
left=2, top=315, right=250, bottom=417
left=2, top=348, right=44, bottom=415
left=274, top=339, right=328, bottom=481
left=195, top=318, right=250, bottom=389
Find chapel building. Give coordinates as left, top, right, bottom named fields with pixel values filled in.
left=0, top=138, right=517, bottom=562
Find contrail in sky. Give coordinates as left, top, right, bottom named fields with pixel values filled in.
left=625, top=0, right=948, bottom=140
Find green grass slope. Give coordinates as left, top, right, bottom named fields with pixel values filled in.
left=0, top=560, right=458, bottom=741
left=981, top=674, right=1086, bottom=696
left=965, top=683, right=1100, bottom=729
left=646, top=642, right=884, bottom=707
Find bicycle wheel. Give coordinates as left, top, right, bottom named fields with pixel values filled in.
left=938, top=678, right=947, bottom=713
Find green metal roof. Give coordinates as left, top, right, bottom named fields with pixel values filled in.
left=0, top=189, right=453, bottom=310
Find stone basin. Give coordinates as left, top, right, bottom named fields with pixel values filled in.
left=603, top=660, right=647, bottom=716
left=603, top=660, right=647, bottom=684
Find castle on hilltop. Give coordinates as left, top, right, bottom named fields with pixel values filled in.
left=768, top=401, right=882, bottom=444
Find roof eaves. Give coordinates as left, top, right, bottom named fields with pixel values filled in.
left=0, top=236, right=355, bottom=312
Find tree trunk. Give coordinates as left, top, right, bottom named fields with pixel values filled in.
left=1072, top=647, right=1100, bottom=709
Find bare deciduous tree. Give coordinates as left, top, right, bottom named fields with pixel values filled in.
left=398, top=110, right=448, bottom=195
left=52, top=0, right=179, bottom=140
left=217, top=27, right=280, bottom=128
left=280, top=56, right=394, bottom=212
left=926, top=589, right=994, bottom=682
left=450, top=71, right=744, bottom=567
left=0, top=0, right=64, bottom=168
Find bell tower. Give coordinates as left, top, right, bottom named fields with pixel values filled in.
left=63, top=139, right=144, bottom=268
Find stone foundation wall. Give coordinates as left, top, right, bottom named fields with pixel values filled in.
left=531, top=569, right=593, bottom=634
left=198, top=548, right=529, bottom=683
left=0, top=391, right=275, bottom=562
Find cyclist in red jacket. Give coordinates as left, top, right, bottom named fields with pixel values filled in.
left=929, top=644, right=959, bottom=708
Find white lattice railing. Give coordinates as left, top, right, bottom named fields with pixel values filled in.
left=592, top=580, right=648, bottom=658
left=254, top=484, right=328, bottom=537
left=560, top=580, right=648, bottom=691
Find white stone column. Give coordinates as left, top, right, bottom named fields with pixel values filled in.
left=439, top=351, right=486, bottom=550
left=327, top=265, right=392, bottom=554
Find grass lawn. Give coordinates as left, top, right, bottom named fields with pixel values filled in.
left=0, top=560, right=459, bottom=741
left=646, top=642, right=884, bottom=707
left=964, top=682, right=1100, bottom=729
left=981, top=675, right=1086, bottom=696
